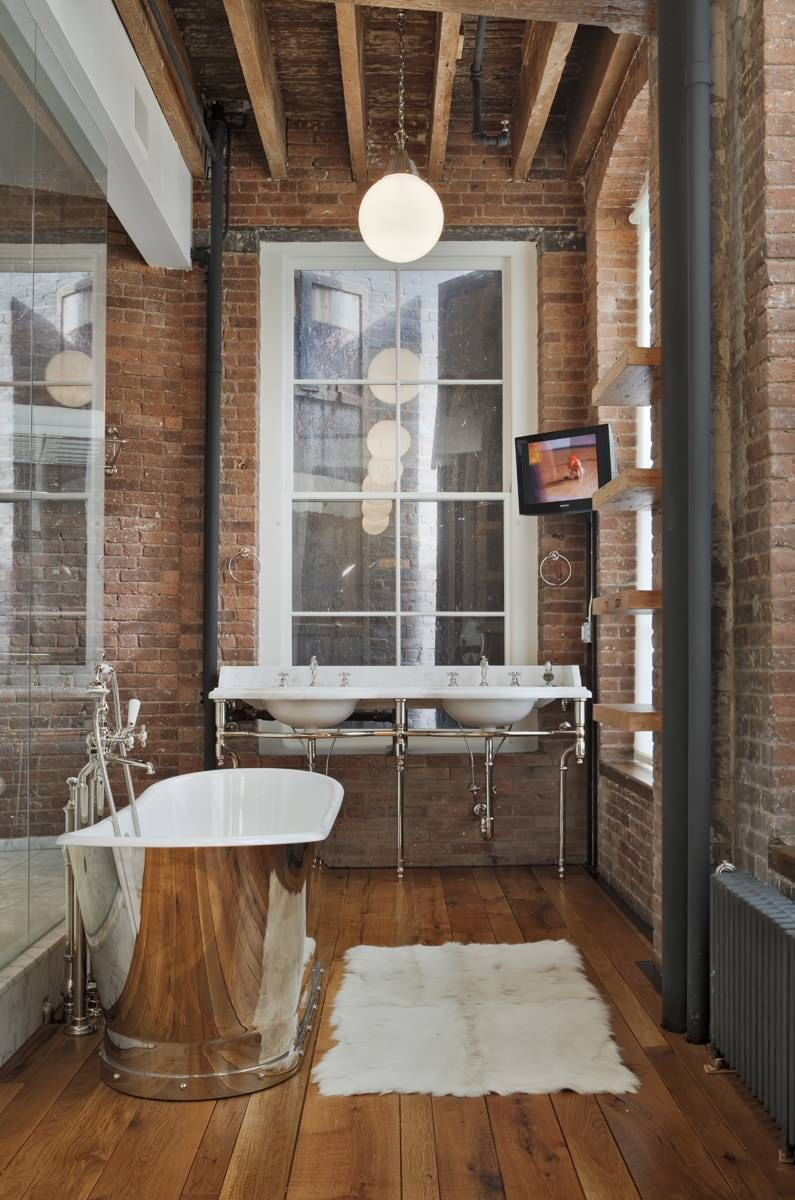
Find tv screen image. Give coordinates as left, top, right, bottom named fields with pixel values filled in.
left=515, top=424, right=617, bottom=516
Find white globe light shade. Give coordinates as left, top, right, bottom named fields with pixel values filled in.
left=362, top=513, right=390, bottom=536
left=366, top=420, right=411, bottom=459
left=367, top=456, right=400, bottom=486
left=358, top=172, right=444, bottom=264
left=361, top=498, right=392, bottom=519
left=367, top=347, right=421, bottom=404
left=45, top=349, right=93, bottom=408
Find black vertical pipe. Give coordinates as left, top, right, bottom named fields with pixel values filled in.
left=585, top=511, right=599, bottom=873
left=659, top=0, right=689, bottom=1032
left=203, top=107, right=228, bottom=768
left=685, top=0, right=712, bottom=1043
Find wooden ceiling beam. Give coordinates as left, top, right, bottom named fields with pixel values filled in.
left=567, top=29, right=641, bottom=176
left=300, top=0, right=654, bottom=36
left=512, top=21, right=577, bottom=181
left=222, top=0, right=288, bottom=180
left=428, top=13, right=461, bottom=181
left=114, top=0, right=206, bottom=178
left=336, top=2, right=368, bottom=181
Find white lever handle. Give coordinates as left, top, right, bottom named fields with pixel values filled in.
left=127, top=698, right=141, bottom=729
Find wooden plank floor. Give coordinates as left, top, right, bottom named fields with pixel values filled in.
left=1, top=867, right=794, bottom=1200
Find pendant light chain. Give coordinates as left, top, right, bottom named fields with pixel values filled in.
left=396, top=11, right=407, bottom=151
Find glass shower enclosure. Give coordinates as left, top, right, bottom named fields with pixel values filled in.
left=0, top=0, right=107, bottom=974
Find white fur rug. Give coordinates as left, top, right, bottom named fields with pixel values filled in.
left=313, top=941, right=639, bottom=1097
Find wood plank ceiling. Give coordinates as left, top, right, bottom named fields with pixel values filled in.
left=118, top=0, right=650, bottom=183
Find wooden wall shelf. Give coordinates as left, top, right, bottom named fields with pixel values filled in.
left=592, top=346, right=662, bottom=408
left=592, top=589, right=663, bottom=616
left=592, top=468, right=662, bottom=513
left=594, top=703, right=663, bottom=733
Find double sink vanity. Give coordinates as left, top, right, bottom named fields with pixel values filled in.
left=210, top=664, right=591, bottom=877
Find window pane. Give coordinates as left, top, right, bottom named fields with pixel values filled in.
left=293, top=500, right=396, bottom=612
left=293, top=616, right=395, bottom=666
left=401, top=616, right=504, bottom=665
left=293, top=384, right=400, bottom=492
left=399, top=269, right=502, bottom=380
left=400, top=501, right=504, bottom=613
left=400, top=385, right=502, bottom=492
left=294, top=269, right=396, bottom=380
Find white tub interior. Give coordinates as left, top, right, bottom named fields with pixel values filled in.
left=58, top=768, right=344, bottom=848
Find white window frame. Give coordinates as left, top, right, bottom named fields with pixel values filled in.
left=258, top=240, right=539, bottom=667
left=0, top=243, right=106, bottom=678
left=629, top=184, right=654, bottom=766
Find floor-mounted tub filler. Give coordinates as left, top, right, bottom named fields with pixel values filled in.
left=59, top=766, right=343, bottom=1100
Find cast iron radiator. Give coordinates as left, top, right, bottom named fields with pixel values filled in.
left=710, top=869, right=795, bottom=1151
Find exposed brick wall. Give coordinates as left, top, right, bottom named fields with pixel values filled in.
left=711, top=0, right=795, bottom=896
left=98, top=120, right=594, bottom=867
left=597, top=765, right=654, bottom=928
left=580, top=43, right=657, bottom=923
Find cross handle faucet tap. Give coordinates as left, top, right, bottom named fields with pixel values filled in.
left=309, top=655, right=319, bottom=686
left=479, top=655, right=489, bottom=686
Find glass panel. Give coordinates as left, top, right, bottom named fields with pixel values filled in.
left=293, top=500, right=396, bottom=612
left=294, top=269, right=396, bottom=379
left=400, top=385, right=502, bottom=492
left=293, top=616, right=396, bottom=666
left=293, top=384, right=399, bottom=492
left=400, top=616, right=505, bottom=665
left=399, top=269, right=502, bottom=380
left=400, top=501, right=504, bottom=613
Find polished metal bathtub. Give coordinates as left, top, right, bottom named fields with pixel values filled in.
left=59, top=768, right=343, bottom=1100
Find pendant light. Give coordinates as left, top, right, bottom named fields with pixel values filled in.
left=358, top=11, right=444, bottom=263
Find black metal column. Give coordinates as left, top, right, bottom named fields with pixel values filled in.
left=203, top=108, right=228, bottom=768
left=685, top=0, right=713, bottom=1044
left=659, top=0, right=713, bottom=1039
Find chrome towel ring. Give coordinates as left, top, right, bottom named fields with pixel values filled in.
left=539, top=549, right=572, bottom=588
left=227, top=547, right=260, bottom=584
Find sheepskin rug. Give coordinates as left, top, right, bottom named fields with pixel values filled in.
left=313, top=941, right=639, bottom=1097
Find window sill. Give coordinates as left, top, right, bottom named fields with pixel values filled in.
left=599, top=757, right=654, bottom=798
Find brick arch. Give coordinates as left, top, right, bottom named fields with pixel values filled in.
left=594, top=80, right=650, bottom=379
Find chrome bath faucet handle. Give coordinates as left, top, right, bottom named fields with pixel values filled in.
left=509, top=671, right=521, bottom=687
left=479, top=655, right=489, bottom=686
left=448, top=671, right=459, bottom=687
left=543, top=661, right=555, bottom=686
left=278, top=671, right=290, bottom=688
left=309, top=655, right=318, bottom=686
left=340, top=671, right=350, bottom=687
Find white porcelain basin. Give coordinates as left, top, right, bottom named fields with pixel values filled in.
left=441, top=696, right=537, bottom=728
left=264, top=696, right=357, bottom=729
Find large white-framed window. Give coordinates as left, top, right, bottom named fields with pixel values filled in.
left=258, top=241, right=538, bottom=668
left=629, top=184, right=654, bottom=765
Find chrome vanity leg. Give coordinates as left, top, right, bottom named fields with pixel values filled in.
left=62, top=780, right=77, bottom=1027
left=395, top=699, right=407, bottom=879
left=482, top=735, right=495, bottom=841
left=558, top=744, right=577, bottom=879
left=214, top=700, right=226, bottom=767
left=307, top=738, right=317, bottom=773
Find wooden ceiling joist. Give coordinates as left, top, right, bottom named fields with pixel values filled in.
left=305, top=0, right=654, bottom=36
left=222, top=0, right=288, bottom=180
left=567, top=29, right=641, bottom=177
left=512, top=21, right=576, bottom=181
left=336, top=2, right=368, bottom=181
left=114, top=0, right=205, bottom=178
left=428, top=13, right=461, bottom=182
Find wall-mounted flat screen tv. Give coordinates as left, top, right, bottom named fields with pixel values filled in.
left=514, top=423, right=617, bottom=516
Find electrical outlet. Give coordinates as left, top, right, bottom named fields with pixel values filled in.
left=580, top=620, right=592, bottom=644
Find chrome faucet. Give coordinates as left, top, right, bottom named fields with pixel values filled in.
left=340, top=671, right=350, bottom=687
left=479, top=655, right=489, bottom=686
left=278, top=671, right=290, bottom=688
left=509, top=671, right=521, bottom=687
left=543, top=661, right=555, bottom=686
left=309, top=655, right=319, bottom=686
left=448, top=671, right=459, bottom=687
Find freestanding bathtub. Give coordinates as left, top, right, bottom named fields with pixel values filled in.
left=59, top=768, right=344, bottom=1101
